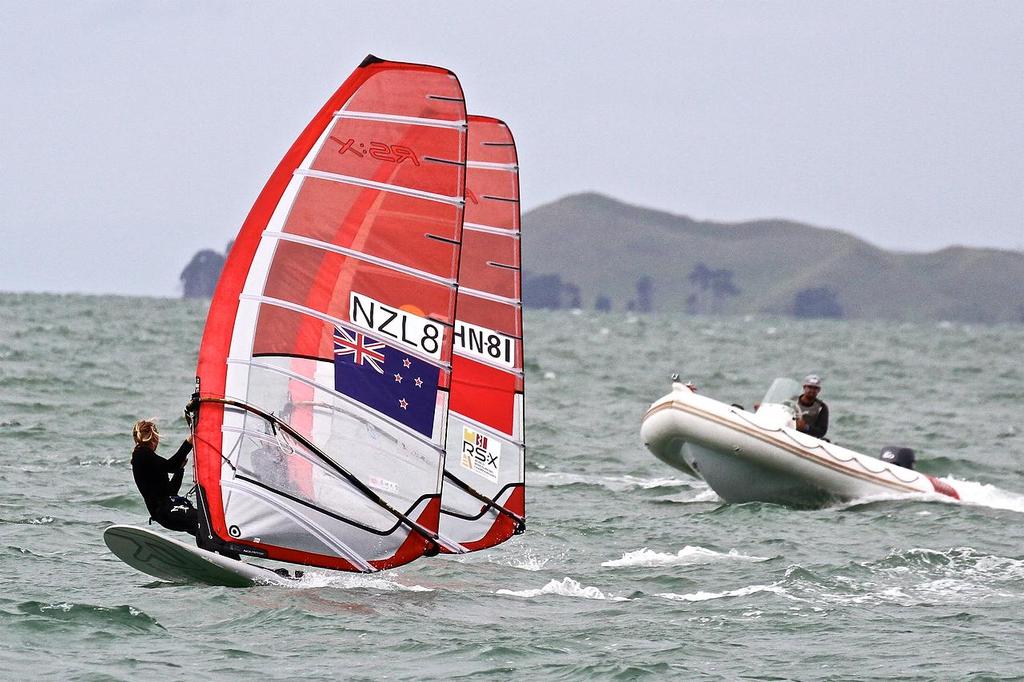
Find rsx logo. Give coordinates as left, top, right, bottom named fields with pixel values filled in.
left=329, top=136, right=420, bottom=165
left=460, top=425, right=501, bottom=483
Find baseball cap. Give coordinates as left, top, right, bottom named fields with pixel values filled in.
left=803, top=374, right=822, bottom=387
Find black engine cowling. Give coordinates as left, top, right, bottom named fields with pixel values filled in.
left=879, top=446, right=916, bottom=470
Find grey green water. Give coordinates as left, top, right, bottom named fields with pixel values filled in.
left=2, top=293, right=1022, bottom=680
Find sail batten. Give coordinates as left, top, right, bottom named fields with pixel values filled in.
left=263, top=231, right=459, bottom=286
left=334, top=109, right=467, bottom=129
left=294, top=169, right=464, bottom=205
left=466, top=161, right=518, bottom=171
left=463, top=222, right=522, bottom=237
left=452, top=351, right=526, bottom=377
left=441, top=409, right=526, bottom=449
left=458, top=287, right=522, bottom=306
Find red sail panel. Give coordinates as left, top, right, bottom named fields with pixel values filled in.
left=449, top=354, right=518, bottom=435
left=282, top=181, right=461, bottom=280
left=440, top=115, right=525, bottom=552
left=194, top=56, right=467, bottom=572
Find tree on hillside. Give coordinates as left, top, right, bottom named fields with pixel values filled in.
left=793, top=287, right=843, bottom=319
left=563, top=283, right=582, bottom=309
left=687, top=262, right=739, bottom=314
left=523, top=273, right=564, bottom=309
left=523, top=273, right=583, bottom=309
left=709, top=269, right=739, bottom=313
left=627, top=275, right=654, bottom=313
left=687, top=263, right=712, bottom=313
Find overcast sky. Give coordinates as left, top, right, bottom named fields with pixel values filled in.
left=1, top=1, right=1022, bottom=296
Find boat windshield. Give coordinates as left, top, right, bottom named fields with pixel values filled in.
left=761, top=378, right=802, bottom=406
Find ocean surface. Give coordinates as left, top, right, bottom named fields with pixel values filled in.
left=2, top=292, right=1023, bottom=681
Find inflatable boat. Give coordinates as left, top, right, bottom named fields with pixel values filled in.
left=640, top=377, right=960, bottom=507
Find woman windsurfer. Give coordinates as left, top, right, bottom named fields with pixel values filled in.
left=130, top=419, right=198, bottom=536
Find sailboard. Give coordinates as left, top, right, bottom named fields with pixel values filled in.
left=439, top=115, right=526, bottom=550
left=103, top=525, right=298, bottom=587
left=189, top=55, right=473, bottom=573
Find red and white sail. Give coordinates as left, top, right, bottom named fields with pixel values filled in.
left=193, top=56, right=468, bottom=572
left=440, top=115, right=526, bottom=550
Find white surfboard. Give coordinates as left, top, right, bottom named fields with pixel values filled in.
left=103, top=524, right=299, bottom=587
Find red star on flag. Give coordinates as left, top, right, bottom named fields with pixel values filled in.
left=398, top=398, right=409, bottom=410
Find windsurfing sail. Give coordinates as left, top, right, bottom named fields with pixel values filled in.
left=439, top=115, right=526, bottom=550
left=192, top=56, right=468, bottom=572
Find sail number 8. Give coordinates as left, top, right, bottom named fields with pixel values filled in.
left=350, top=292, right=443, bottom=360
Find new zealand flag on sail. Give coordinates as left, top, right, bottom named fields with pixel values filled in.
left=333, top=325, right=440, bottom=437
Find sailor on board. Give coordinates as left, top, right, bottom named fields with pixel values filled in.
left=130, top=419, right=198, bottom=536
left=794, top=374, right=829, bottom=439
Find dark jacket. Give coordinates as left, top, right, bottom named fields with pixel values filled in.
left=796, top=398, right=829, bottom=439
left=131, top=440, right=192, bottom=517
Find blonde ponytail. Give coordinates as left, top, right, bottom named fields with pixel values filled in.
left=132, top=419, right=160, bottom=448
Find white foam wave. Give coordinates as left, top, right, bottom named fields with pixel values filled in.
left=942, top=477, right=1024, bottom=513
left=506, top=555, right=551, bottom=572
left=831, top=490, right=954, bottom=510
left=656, top=584, right=791, bottom=603
left=530, top=471, right=692, bottom=492
left=77, top=458, right=119, bottom=467
left=496, top=577, right=628, bottom=601
left=602, top=546, right=769, bottom=568
left=282, top=572, right=432, bottom=592
left=834, top=477, right=1024, bottom=514
left=784, top=548, right=1024, bottom=606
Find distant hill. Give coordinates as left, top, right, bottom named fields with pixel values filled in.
left=180, top=240, right=233, bottom=299
left=180, top=193, right=1023, bottom=323
left=522, top=193, right=1024, bottom=323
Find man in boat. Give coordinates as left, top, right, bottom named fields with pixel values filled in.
left=794, top=374, right=829, bottom=439
left=130, top=419, right=199, bottom=537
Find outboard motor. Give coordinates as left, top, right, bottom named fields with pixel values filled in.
left=880, top=446, right=916, bottom=470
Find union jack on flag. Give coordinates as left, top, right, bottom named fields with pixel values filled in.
left=333, top=327, right=385, bottom=374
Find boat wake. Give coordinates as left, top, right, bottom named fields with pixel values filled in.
left=834, top=477, right=1024, bottom=514
left=602, top=546, right=770, bottom=568
left=650, top=488, right=722, bottom=505
left=941, top=477, right=1024, bottom=513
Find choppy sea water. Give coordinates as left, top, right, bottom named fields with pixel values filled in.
left=1, top=292, right=1022, bottom=680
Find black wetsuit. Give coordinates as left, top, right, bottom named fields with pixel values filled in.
left=131, top=440, right=198, bottom=536
left=796, top=398, right=829, bottom=439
